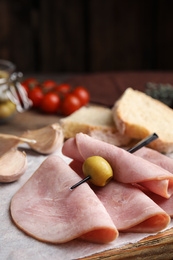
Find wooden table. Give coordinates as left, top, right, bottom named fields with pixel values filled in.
left=0, top=109, right=61, bottom=136
left=81, top=229, right=173, bottom=259
left=1, top=71, right=173, bottom=259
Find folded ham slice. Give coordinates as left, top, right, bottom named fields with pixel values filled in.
left=144, top=190, right=173, bottom=218
left=62, top=133, right=173, bottom=198
left=96, top=182, right=170, bottom=233
left=70, top=160, right=170, bottom=233
left=134, top=147, right=173, bottom=174
left=10, top=155, right=118, bottom=244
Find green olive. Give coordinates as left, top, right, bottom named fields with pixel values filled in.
left=82, top=156, right=113, bottom=187
left=0, top=100, right=16, bottom=118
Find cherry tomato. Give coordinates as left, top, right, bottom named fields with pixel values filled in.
left=61, top=94, right=82, bottom=116
left=55, top=83, right=71, bottom=94
left=73, top=86, right=90, bottom=106
left=42, top=80, right=57, bottom=89
left=40, top=92, right=61, bottom=113
left=22, top=78, right=38, bottom=85
left=28, top=87, right=44, bottom=108
left=22, top=78, right=39, bottom=91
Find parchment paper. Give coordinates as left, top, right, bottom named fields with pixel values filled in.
left=1, top=145, right=173, bottom=260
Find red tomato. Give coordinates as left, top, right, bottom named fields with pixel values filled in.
left=73, top=86, right=90, bottom=106
left=40, top=92, right=61, bottom=113
left=22, top=78, right=38, bottom=85
left=28, top=87, right=44, bottom=108
left=61, top=94, right=82, bottom=116
left=42, top=80, right=57, bottom=89
left=55, top=83, right=71, bottom=94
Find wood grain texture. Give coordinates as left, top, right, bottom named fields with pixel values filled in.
left=87, top=1, right=154, bottom=71
left=80, top=228, right=173, bottom=260
left=1, top=1, right=173, bottom=73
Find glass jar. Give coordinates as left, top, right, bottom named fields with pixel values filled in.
left=0, top=59, right=16, bottom=74
left=0, top=71, right=16, bottom=123
left=0, top=71, right=32, bottom=124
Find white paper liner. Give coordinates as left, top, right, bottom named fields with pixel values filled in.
left=1, top=145, right=173, bottom=260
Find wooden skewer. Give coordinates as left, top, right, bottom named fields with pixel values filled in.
left=70, top=176, right=91, bottom=190
left=69, top=133, right=159, bottom=190
left=127, top=133, right=158, bottom=153
left=0, top=133, right=37, bottom=144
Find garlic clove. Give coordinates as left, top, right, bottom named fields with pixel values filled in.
left=0, top=150, right=27, bottom=182
left=21, top=123, right=64, bottom=154
left=0, top=134, right=36, bottom=157
left=0, top=135, right=20, bottom=157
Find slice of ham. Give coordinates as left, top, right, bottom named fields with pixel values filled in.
left=143, top=190, right=173, bottom=218
left=96, top=182, right=170, bottom=233
left=134, top=147, right=173, bottom=174
left=62, top=133, right=173, bottom=198
left=10, top=155, right=118, bottom=244
left=70, top=160, right=170, bottom=233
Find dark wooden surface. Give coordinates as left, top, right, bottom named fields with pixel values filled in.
left=1, top=1, right=173, bottom=73
left=22, top=71, right=173, bottom=107
left=81, top=228, right=173, bottom=260
left=0, top=109, right=60, bottom=135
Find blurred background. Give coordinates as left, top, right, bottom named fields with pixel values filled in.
left=0, top=0, right=173, bottom=74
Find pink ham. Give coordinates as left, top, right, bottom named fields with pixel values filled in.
left=144, top=191, right=173, bottom=218
left=70, top=160, right=170, bottom=233
left=134, top=147, right=173, bottom=174
left=96, top=182, right=170, bottom=233
left=10, top=155, right=118, bottom=244
left=62, top=133, right=173, bottom=198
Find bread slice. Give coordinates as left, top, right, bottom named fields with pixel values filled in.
left=60, top=106, right=131, bottom=146
left=112, top=88, right=173, bottom=153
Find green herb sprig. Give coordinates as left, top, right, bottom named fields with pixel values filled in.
left=145, top=82, right=173, bottom=108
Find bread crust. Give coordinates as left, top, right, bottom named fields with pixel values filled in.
left=60, top=106, right=131, bottom=146
left=112, top=88, right=173, bottom=153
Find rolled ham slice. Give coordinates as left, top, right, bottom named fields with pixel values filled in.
left=70, top=160, right=170, bottom=233
left=62, top=133, right=173, bottom=198
left=10, top=155, right=118, bottom=244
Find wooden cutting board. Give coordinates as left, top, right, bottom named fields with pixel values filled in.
left=80, top=228, right=173, bottom=260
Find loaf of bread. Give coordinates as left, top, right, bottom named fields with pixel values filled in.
left=112, top=88, right=173, bottom=153
left=60, top=106, right=131, bottom=146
